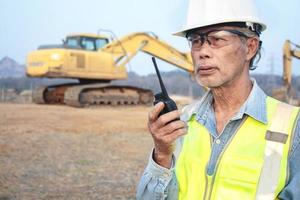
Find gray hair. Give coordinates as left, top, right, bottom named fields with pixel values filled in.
left=238, top=28, right=262, bottom=70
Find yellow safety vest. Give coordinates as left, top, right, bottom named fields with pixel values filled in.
left=175, top=97, right=299, bottom=200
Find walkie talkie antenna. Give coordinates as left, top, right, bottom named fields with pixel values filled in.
left=152, top=57, right=169, bottom=97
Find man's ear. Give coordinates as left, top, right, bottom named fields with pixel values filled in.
left=246, top=38, right=260, bottom=61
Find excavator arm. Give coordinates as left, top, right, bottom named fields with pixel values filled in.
left=101, top=32, right=194, bottom=73
left=283, top=40, right=300, bottom=89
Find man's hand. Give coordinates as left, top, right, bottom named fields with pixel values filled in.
left=148, top=102, right=187, bottom=168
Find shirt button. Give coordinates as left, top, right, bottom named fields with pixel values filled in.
left=215, top=139, right=221, bottom=144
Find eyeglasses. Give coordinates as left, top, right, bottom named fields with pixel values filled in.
left=186, top=29, right=249, bottom=50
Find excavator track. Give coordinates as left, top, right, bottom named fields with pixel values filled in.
left=32, top=83, right=78, bottom=104
left=32, top=83, right=153, bottom=107
left=32, top=86, right=47, bottom=104
left=64, top=84, right=153, bottom=107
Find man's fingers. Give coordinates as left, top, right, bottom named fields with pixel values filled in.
left=156, top=110, right=181, bottom=127
left=148, top=103, right=185, bottom=146
left=148, top=102, right=165, bottom=122
left=163, top=120, right=186, bottom=134
left=152, top=120, right=186, bottom=140
left=161, top=128, right=187, bottom=144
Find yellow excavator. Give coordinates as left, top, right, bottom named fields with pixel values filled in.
left=272, top=40, right=300, bottom=105
left=26, top=31, right=194, bottom=107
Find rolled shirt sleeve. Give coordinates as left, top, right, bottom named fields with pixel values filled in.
left=136, top=149, right=177, bottom=200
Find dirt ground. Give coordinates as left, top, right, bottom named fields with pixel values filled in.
left=0, top=103, right=156, bottom=200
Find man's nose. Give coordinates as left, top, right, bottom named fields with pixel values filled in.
left=197, top=41, right=211, bottom=59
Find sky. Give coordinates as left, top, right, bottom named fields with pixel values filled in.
left=0, top=0, right=299, bottom=75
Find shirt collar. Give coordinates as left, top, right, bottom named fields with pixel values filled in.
left=183, top=78, right=268, bottom=124
left=232, top=78, right=267, bottom=124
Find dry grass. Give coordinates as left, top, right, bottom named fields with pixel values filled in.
left=0, top=103, right=154, bottom=199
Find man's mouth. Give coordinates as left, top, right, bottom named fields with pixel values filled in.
left=196, top=65, right=217, bottom=75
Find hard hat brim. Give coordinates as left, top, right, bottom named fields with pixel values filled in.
left=173, top=20, right=267, bottom=37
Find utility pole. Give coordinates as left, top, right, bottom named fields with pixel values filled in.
left=188, top=83, right=193, bottom=99
left=1, top=86, right=4, bottom=102
left=30, top=82, right=33, bottom=102
left=268, top=53, right=275, bottom=88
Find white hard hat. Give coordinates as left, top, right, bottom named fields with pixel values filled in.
left=174, top=0, right=267, bottom=37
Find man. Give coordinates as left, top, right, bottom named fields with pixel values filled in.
left=137, top=0, right=300, bottom=199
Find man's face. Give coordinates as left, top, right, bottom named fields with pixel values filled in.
left=189, top=26, right=253, bottom=88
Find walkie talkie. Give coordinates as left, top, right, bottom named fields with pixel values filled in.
left=152, top=57, right=178, bottom=118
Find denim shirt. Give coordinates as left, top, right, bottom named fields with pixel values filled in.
left=136, top=79, right=300, bottom=200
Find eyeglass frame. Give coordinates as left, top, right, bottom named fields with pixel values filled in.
left=186, top=29, right=250, bottom=50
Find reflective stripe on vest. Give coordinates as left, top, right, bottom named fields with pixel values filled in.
left=175, top=97, right=299, bottom=200
left=256, top=101, right=298, bottom=199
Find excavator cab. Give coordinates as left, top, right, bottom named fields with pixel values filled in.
left=65, top=35, right=109, bottom=51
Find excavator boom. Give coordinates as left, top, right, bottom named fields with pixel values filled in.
left=273, top=40, right=300, bottom=105
left=102, top=32, right=193, bottom=73
left=283, top=40, right=300, bottom=88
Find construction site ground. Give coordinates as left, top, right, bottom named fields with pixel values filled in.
left=0, top=103, right=154, bottom=200
left=0, top=97, right=191, bottom=200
